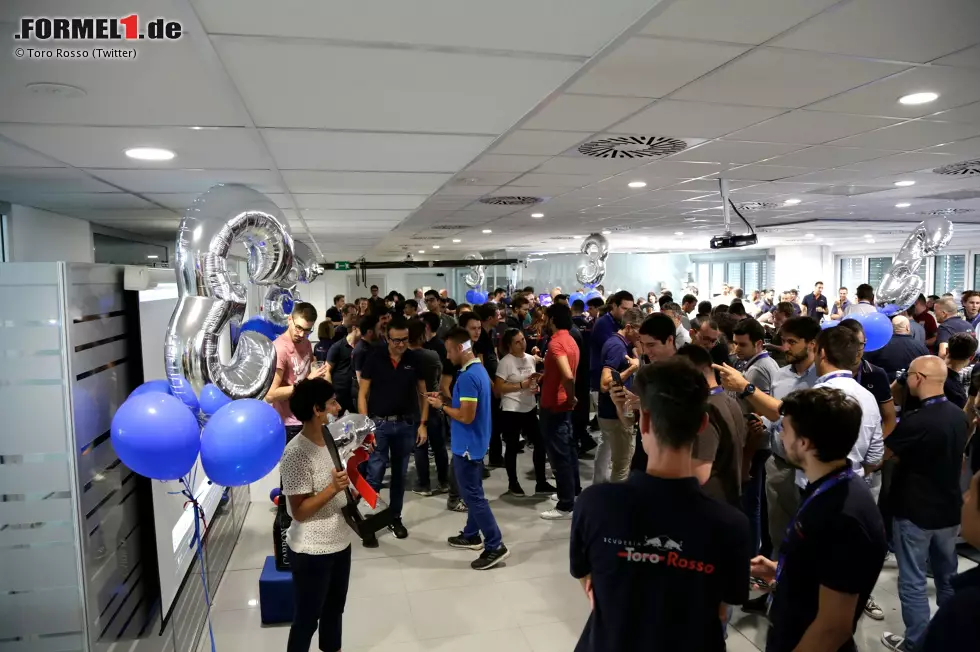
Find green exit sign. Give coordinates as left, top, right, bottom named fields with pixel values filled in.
left=334, top=261, right=351, bottom=271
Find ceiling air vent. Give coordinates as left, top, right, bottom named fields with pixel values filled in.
left=430, top=224, right=469, bottom=230
left=933, top=159, right=980, bottom=177
left=917, top=208, right=975, bottom=216
left=577, top=135, right=688, bottom=159
left=735, top=201, right=780, bottom=211
left=478, top=196, right=542, bottom=206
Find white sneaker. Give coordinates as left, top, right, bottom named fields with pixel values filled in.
left=540, top=508, right=573, bottom=520
left=549, top=493, right=559, bottom=503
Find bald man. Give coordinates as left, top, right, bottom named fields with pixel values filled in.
left=865, top=315, right=930, bottom=381
left=935, top=298, right=972, bottom=358
left=882, top=354, right=970, bottom=652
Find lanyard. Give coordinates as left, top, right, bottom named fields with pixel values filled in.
left=817, top=371, right=852, bottom=383
left=776, top=468, right=854, bottom=584
left=921, top=395, right=948, bottom=408
left=744, top=352, right=770, bottom=372
left=709, top=386, right=724, bottom=396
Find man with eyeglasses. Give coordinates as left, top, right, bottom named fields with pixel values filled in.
left=424, top=289, right=456, bottom=339
left=358, top=316, right=429, bottom=546
left=266, top=302, right=329, bottom=442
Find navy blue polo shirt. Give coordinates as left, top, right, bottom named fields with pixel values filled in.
left=937, top=315, right=973, bottom=344
left=856, top=360, right=892, bottom=405
left=590, top=313, right=619, bottom=390
left=864, top=333, right=930, bottom=381
left=801, top=292, right=828, bottom=322
left=598, top=333, right=631, bottom=419
left=359, top=347, right=423, bottom=417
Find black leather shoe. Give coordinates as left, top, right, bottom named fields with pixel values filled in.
left=388, top=518, right=409, bottom=539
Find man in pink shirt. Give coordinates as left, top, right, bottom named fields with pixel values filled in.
left=266, top=303, right=328, bottom=440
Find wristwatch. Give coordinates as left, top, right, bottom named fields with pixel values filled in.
left=738, top=384, right=756, bottom=399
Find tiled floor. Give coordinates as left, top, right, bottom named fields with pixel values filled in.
left=205, top=451, right=975, bottom=652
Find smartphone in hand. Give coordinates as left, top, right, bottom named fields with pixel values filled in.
left=611, top=369, right=623, bottom=387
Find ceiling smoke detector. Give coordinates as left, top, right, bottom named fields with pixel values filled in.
left=578, top=135, right=688, bottom=159
left=933, top=159, right=980, bottom=177
left=735, top=201, right=780, bottom=211
left=478, top=196, right=542, bottom=206
left=917, top=208, right=975, bottom=216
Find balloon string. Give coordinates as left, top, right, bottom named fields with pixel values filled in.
left=180, top=476, right=216, bottom=652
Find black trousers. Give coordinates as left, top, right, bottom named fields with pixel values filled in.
left=287, top=545, right=352, bottom=652
left=488, top=396, right=504, bottom=465
left=500, top=407, right=546, bottom=487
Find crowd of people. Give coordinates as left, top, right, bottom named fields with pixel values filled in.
left=270, top=279, right=980, bottom=652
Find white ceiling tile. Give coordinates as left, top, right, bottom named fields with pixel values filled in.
left=927, top=103, right=980, bottom=125
left=281, top=171, right=452, bottom=194
left=672, top=49, right=907, bottom=109
left=448, top=172, right=520, bottom=186
left=89, top=169, right=283, bottom=194
left=567, top=38, right=747, bottom=98
left=846, top=152, right=961, bottom=175
left=808, top=66, right=980, bottom=119
left=7, top=192, right=156, bottom=211
left=676, top=140, right=803, bottom=164
left=0, top=168, right=117, bottom=193
left=289, top=194, right=428, bottom=210
left=0, top=140, right=58, bottom=167
left=828, top=120, right=980, bottom=150
left=770, top=0, right=980, bottom=64
left=521, top=95, right=651, bottom=131
left=633, top=160, right=725, bottom=179
left=262, top=130, right=493, bottom=172
left=933, top=45, right=980, bottom=69
left=780, top=169, right=871, bottom=184
left=923, top=136, right=980, bottom=158
left=194, top=0, right=656, bottom=57
left=533, top=155, right=651, bottom=175
left=215, top=37, right=582, bottom=132
left=640, top=0, right=841, bottom=45
left=465, top=155, right=550, bottom=173
left=726, top=164, right=814, bottom=181
left=726, top=110, right=904, bottom=144
left=489, top=130, right=592, bottom=156
left=0, top=37, right=245, bottom=126
left=612, top=100, right=784, bottom=138
left=764, top=145, right=898, bottom=168
left=0, top=126, right=266, bottom=169
left=433, top=184, right=501, bottom=197
left=67, top=209, right=179, bottom=221
left=508, top=173, right=603, bottom=187
left=144, top=192, right=290, bottom=210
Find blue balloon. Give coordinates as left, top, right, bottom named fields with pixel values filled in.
left=585, top=289, right=602, bottom=301
left=199, top=383, right=232, bottom=416
left=854, top=311, right=893, bottom=353
left=820, top=320, right=838, bottom=329
left=569, top=291, right=586, bottom=306
left=129, top=379, right=172, bottom=398
left=111, top=393, right=201, bottom=481
left=240, top=317, right=285, bottom=340
left=465, top=289, right=487, bottom=305
left=200, top=399, right=285, bottom=487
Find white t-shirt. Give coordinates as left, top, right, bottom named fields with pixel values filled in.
left=280, top=434, right=352, bottom=555
left=496, top=352, right=538, bottom=413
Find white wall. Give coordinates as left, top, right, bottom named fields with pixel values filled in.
left=521, top=252, right=694, bottom=296
left=773, top=245, right=832, bottom=294
left=2, top=205, right=94, bottom=263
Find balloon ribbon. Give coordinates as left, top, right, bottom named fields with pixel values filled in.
left=346, top=434, right=379, bottom=509
left=179, top=477, right=216, bottom=652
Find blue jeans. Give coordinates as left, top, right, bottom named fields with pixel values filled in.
left=540, top=408, right=579, bottom=512
left=413, top=411, right=448, bottom=489
left=365, top=420, right=416, bottom=519
left=454, top=454, right=502, bottom=550
left=894, top=518, right=959, bottom=648
left=741, top=448, right=770, bottom=556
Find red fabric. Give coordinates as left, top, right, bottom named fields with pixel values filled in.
left=346, top=434, right=378, bottom=508
left=541, top=329, right=579, bottom=411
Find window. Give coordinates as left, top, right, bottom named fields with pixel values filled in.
left=726, top=262, right=742, bottom=291
left=743, top=261, right=761, bottom=293
left=839, top=257, right=864, bottom=295
left=868, top=257, right=892, bottom=289
left=934, top=254, right=966, bottom=296
left=711, top=262, right=725, bottom=294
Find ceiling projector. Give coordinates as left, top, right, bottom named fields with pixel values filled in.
left=709, top=232, right=759, bottom=249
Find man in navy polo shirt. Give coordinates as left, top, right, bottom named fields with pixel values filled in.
left=801, top=281, right=829, bottom=322
left=596, top=307, right=644, bottom=483
left=589, top=291, right=634, bottom=393
left=865, top=315, right=929, bottom=381
left=427, top=327, right=510, bottom=571
left=935, top=297, right=973, bottom=359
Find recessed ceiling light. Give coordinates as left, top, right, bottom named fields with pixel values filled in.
left=674, top=231, right=684, bottom=236
left=601, top=229, right=611, bottom=235
left=866, top=238, right=876, bottom=243
left=627, top=181, right=647, bottom=188
left=898, top=92, right=939, bottom=106
left=573, top=235, right=584, bottom=239
left=452, top=238, right=461, bottom=243
left=531, top=213, right=544, bottom=218
left=482, top=229, right=492, bottom=234
left=804, top=233, right=814, bottom=238
left=418, top=250, right=425, bottom=254
left=783, top=198, right=802, bottom=205
left=432, top=245, right=440, bottom=249
left=558, top=246, right=565, bottom=250
left=895, top=202, right=911, bottom=208
left=125, top=147, right=175, bottom=161
left=146, top=254, right=159, bottom=259
left=894, top=180, right=915, bottom=187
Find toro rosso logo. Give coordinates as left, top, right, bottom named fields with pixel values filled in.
left=616, top=535, right=715, bottom=574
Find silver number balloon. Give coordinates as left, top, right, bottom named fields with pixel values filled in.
left=575, top=233, right=609, bottom=286
left=264, top=240, right=320, bottom=328
left=463, top=252, right=485, bottom=288
left=166, top=184, right=295, bottom=401
left=262, top=286, right=297, bottom=328
left=875, top=216, right=953, bottom=315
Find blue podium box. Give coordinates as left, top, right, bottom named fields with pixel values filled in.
left=259, top=555, right=294, bottom=625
